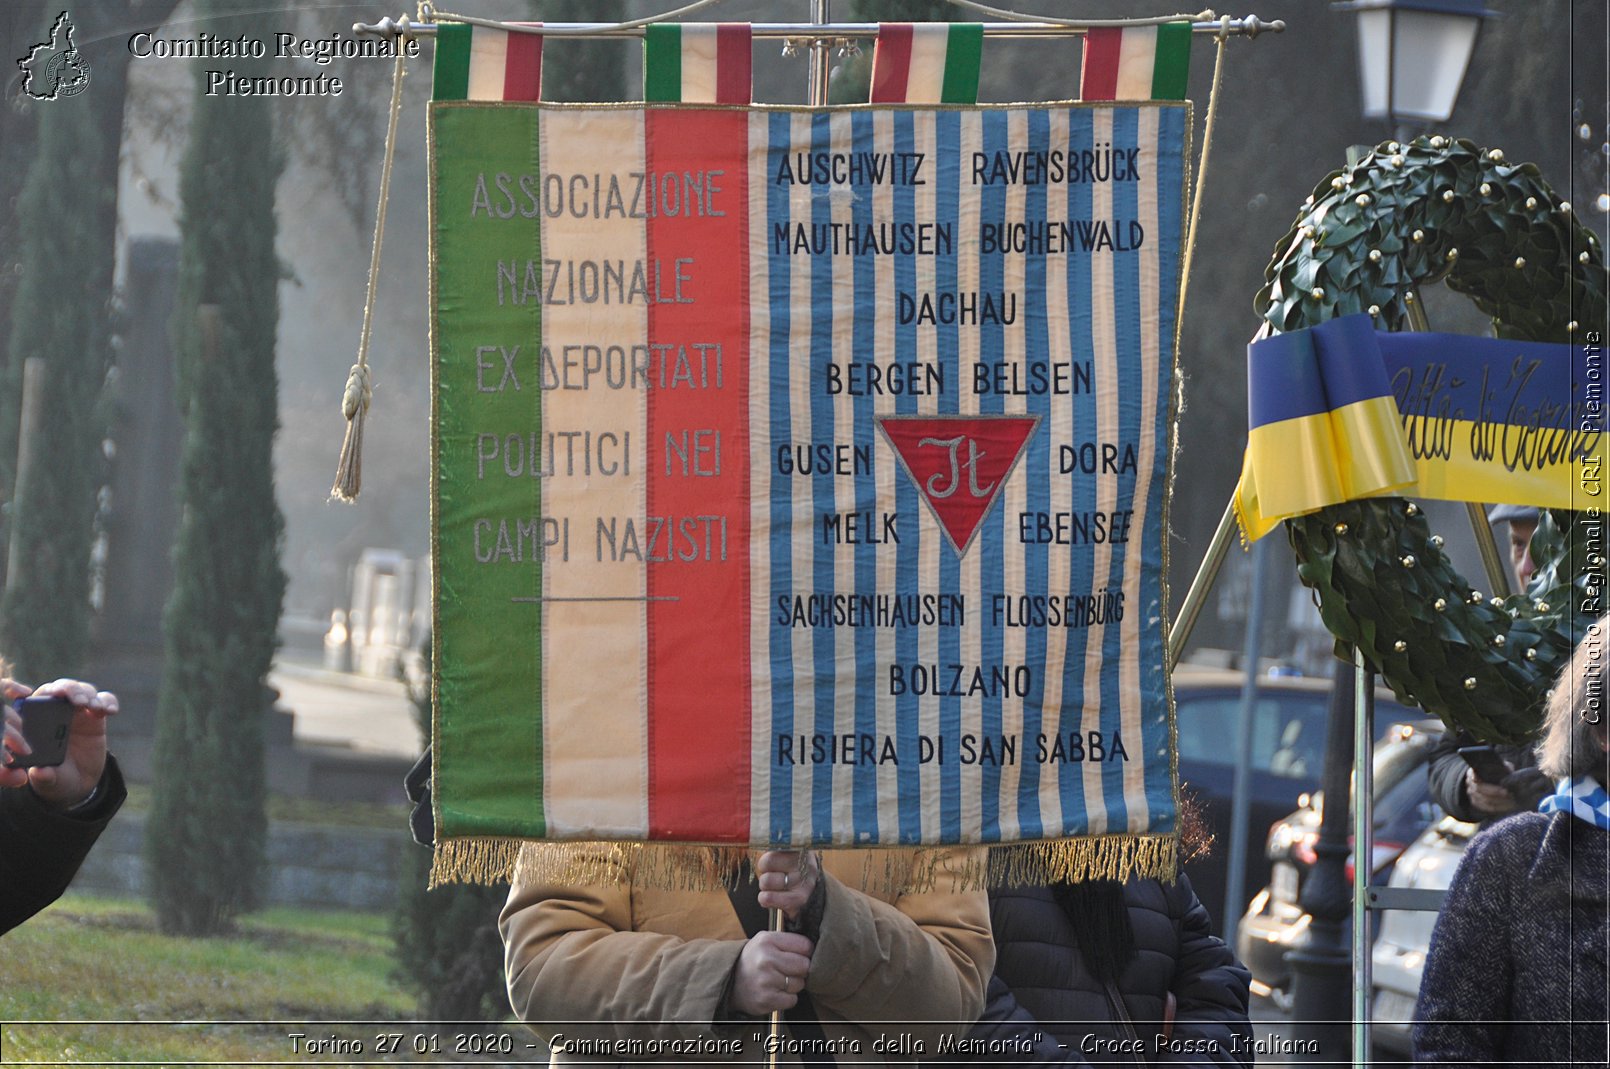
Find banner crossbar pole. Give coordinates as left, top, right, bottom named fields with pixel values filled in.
left=354, top=15, right=1286, bottom=43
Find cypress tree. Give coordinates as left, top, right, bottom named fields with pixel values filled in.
left=0, top=91, right=110, bottom=681
left=146, top=0, right=286, bottom=936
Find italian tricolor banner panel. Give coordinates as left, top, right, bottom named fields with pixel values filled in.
left=430, top=102, right=1189, bottom=869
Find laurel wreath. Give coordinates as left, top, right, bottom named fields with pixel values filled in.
left=1257, top=135, right=1607, bottom=744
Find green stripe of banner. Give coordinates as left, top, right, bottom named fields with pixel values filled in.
left=433, top=23, right=471, bottom=100
left=644, top=23, right=682, bottom=102
left=1150, top=21, right=1191, bottom=100
left=940, top=23, right=984, bottom=104
left=431, top=105, right=546, bottom=838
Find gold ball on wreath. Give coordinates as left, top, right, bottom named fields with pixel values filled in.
left=1394, top=640, right=1408, bottom=653
left=1442, top=190, right=1456, bottom=203
left=1464, top=677, right=1478, bottom=690
left=1434, top=598, right=1448, bottom=612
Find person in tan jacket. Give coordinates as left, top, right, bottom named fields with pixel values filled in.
left=500, top=843, right=993, bottom=1065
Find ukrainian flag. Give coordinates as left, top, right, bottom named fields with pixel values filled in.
left=1235, top=314, right=1607, bottom=542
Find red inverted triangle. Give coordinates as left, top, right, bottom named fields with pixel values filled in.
left=877, top=415, right=1041, bottom=556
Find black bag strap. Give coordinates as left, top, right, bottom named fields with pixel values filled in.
left=1102, top=979, right=1149, bottom=1068
left=728, top=860, right=837, bottom=1067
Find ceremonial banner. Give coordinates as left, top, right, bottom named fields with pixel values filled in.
left=430, top=103, right=1189, bottom=878
left=1234, top=314, right=1607, bottom=542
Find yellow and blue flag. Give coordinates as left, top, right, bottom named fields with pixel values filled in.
left=1235, top=314, right=1605, bottom=541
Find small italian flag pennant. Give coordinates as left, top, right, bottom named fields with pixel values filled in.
left=433, top=22, right=543, bottom=101
left=644, top=23, right=753, bottom=104
left=1079, top=22, right=1191, bottom=102
left=870, top=23, right=984, bottom=104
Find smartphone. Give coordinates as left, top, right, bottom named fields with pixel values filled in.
left=10, top=696, right=73, bottom=769
left=1458, top=744, right=1511, bottom=785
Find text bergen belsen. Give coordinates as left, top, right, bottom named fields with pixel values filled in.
left=126, top=31, right=419, bottom=97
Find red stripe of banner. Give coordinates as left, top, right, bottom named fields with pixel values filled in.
left=714, top=24, right=751, bottom=104
left=869, top=24, right=914, bottom=103
left=502, top=24, right=543, bottom=100
left=1080, top=27, right=1121, bottom=101
left=644, top=110, right=751, bottom=842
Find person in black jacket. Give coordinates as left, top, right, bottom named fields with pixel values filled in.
left=966, top=869, right=1253, bottom=1066
left=1, top=676, right=125, bottom=934
left=1423, top=505, right=1551, bottom=826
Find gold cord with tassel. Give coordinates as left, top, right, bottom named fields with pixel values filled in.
left=331, top=43, right=408, bottom=502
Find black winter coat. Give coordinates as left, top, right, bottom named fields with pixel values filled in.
left=1, top=756, right=125, bottom=934
left=966, top=875, right=1253, bottom=1066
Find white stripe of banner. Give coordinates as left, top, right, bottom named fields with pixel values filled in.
left=870, top=109, right=898, bottom=845
left=912, top=111, right=942, bottom=841
left=1081, top=106, right=1119, bottom=837
left=466, top=29, right=510, bottom=100
left=906, top=25, right=952, bottom=105
left=537, top=109, right=651, bottom=838
left=1038, top=106, right=1073, bottom=841
left=786, top=110, right=815, bottom=837
left=828, top=111, right=857, bottom=842
left=1123, top=108, right=1163, bottom=831
left=957, top=110, right=985, bottom=844
left=747, top=111, right=774, bottom=843
left=997, top=107, right=1031, bottom=843
left=680, top=25, right=721, bottom=104
left=1115, top=28, right=1158, bottom=101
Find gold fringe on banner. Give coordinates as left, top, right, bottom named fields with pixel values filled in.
left=430, top=834, right=1178, bottom=894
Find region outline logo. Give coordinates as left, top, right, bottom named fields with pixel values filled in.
left=17, top=11, right=91, bottom=101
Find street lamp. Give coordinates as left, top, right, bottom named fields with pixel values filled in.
left=1337, top=0, right=1495, bottom=124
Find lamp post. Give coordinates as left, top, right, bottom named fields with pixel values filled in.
left=1284, top=7, right=1497, bottom=1064
left=1286, top=656, right=1359, bottom=1062
left=1335, top=0, right=1494, bottom=126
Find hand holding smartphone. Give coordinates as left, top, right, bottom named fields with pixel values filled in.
left=1458, top=744, right=1512, bottom=785
left=8, top=696, right=74, bottom=769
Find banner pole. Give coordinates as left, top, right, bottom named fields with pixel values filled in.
left=1168, top=497, right=1238, bottom=669
left=356, top=14, right=1287, bottom=42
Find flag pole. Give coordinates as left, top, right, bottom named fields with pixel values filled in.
left=354, top=14, right=1286, bottom=43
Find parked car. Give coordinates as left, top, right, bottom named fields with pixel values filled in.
left=1369, top=814, right=1477, bottom=1055
left=1172, top=666, right=1419, bottom=934
left=1233, top=721, right=1444, bottom=1002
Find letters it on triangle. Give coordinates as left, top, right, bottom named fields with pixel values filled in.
left=877, top=414, right=1041, bottom=557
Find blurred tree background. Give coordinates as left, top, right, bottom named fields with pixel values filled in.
left=145, top=0, right=286, bottom=936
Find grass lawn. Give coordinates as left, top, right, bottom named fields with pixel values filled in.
left=0, top=894, right=520, bottom=1065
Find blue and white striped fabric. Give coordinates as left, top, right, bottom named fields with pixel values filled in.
left=745, top=106, right=1188, bottom=849
left=1539, top=776, right=1610, bottom=831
